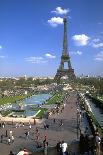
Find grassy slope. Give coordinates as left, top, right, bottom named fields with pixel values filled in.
left=46, top=93, right=64, bottom=105
left=0, top=94, right=32, bottom=105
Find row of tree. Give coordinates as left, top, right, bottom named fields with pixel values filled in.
left=0, top=77, right=54, bottom=91
left=76, top=77, right=103, bottom=95
left=0, top=77, right=103, bottom=95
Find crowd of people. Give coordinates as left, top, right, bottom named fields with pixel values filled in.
left=76, top=100, right=103, bottom=155
left=0, top=125, right=15, bottom=145
left=79, top=129, right=103, bottom=155
left=0, top=93, right=103, bottom=155
left=56, top=140, right=68, bottom=155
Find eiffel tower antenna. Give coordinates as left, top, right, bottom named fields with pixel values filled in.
left=54, top=17, right=76, bottom=83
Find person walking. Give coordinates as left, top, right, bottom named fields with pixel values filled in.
left=79, top=133, right=85, bottom=154
left=10, top=130, right=13, bottom=138
left=95, top=133, right=101, bottom=155
left=36, top=129, right=40, bottom=140
left=11, top=135, right=14, bottom=143
left=56, top=141, right=62, bottom=155
left=43, top=141, right=48, bottom=155
left=60, top=119, right=63, bottom=126
left=8, top=137, right=11, bottom=145
left=44, top=123, right=47, bottom=130
left=1, top=134, right=3, bottom=143
left=23, top=148, right=29, bottom=155
left=43, top=136, right=48, bottom=155
left=9, top=150, right=14, bottom=155
left=2, top=122, right=5, bottom=128
left=6, top=130, right=8, bottom=137
left=61, top=141, right=68, bottom=155
left=29, top=124, right=31, bottom=129
left=53, top=118, right=56, bottom=123
left=25, top=131, right=29, bottom=139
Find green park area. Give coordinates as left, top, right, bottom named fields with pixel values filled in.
left=46, top=93, right=64, bottom=105
left=0, top=94, right=32, bottom=105
left=36, top=108, right=47, bottom=118
left=0, top=92, right=65, bottom=118
left=0, top=92, right=64, bottom=106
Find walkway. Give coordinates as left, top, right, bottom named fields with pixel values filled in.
left=0, top=91, right=91, bottom=155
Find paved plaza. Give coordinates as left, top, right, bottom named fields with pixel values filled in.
left=0, top=92, right=90, bottom=155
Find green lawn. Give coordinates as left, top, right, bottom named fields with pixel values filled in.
left=46, top=93, right=64, bottom=105
left=0, top=94, right=32, bottom=105
left=36, top=108, right=47, bottom=118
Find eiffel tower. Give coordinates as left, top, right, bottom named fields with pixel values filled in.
left=54, top=17, right=76, bottom=83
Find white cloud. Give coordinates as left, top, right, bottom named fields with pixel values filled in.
left=0, top=45, right=2, bottom=49
left=0, top=55, right=5, bottom=58
left=25, top=53, right=56, bottom=64
left=94, top=51, right=103, bottom=61
left=92, top=42, right=103, bottom=48
left=70, top=50, right=82, bottom=55
left=92, top=38, right=100, bottom=43
left=72, top=34, right=90, bottom=46
left=48, top=17, right=63, bottom=27
left=76, top=51, right=82, bottom=55
left=51, top=7, right=69, bottom=15
left=45, top=53, right=56, bottom=59
left=25, top=57, right=47, bottom=64
left=90, top=38, right=103, bottom=48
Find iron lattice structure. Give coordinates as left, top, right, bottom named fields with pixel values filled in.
left=54, top=17, right=76, bottom=83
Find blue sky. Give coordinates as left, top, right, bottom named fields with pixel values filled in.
left=0, top=0, right=103, bottom=77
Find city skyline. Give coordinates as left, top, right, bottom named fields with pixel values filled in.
left=0, top=0, right=103, bottom=77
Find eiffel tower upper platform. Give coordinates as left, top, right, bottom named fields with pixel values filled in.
left=54, top=17, right=76, bottom=83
